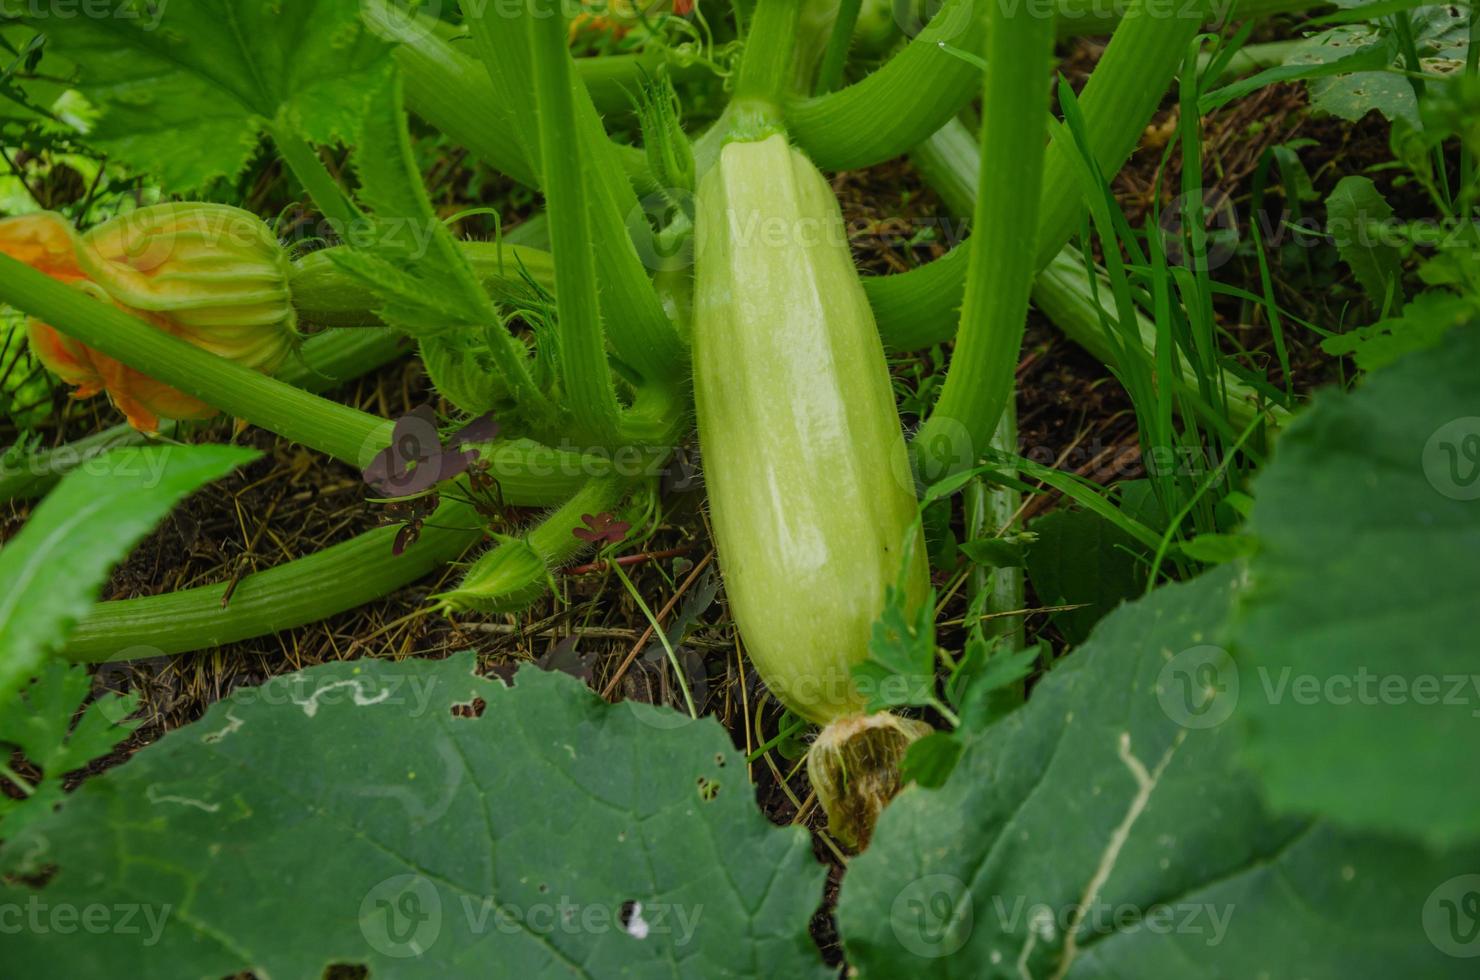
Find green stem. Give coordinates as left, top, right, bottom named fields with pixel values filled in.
left=1, top=328, right=407, bottom=502
left=60, top=444, right=600, bottom=661
left=528, top=1, right=624, bottom=450
left=268, top=124, right=362, bottom=233
left=377, top=0, right=537, bottom=186
left=440, top=474, right=632, bottom=612
left=788, top=0, right=984, bottom=170
left=291, top=242, right=558, bottom=328
left=863, top=0, right=1215, bottom=336
left=913, top=2, right=1056, bottom=480
left=731, top=0, right=801, bottom=136
left=892, top=119, right=1287, bottom=432
left=789, top=0, right=1305, bottom=172
left=0, top=253, right=391, bottom=467
left=967, top=402, right=1024, bottom=649
left=816, top=0, right=863, bottom=94
left=457, top=0, right=684, bottom=385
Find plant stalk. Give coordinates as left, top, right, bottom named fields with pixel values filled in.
left=60, top=444, right=603, bottom=661
left=912, top=1, right=1056, bottom=479
left=0, top=253, right=391, bottom=467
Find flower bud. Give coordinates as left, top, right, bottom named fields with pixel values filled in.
left=437, top=538, right=552, bottom=614
left=0, top=205, right=298, bottom=432
left=77, top=203, right=298, bottom=373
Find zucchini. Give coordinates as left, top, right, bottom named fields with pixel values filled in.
left=692, top=133, right=929, bottom=845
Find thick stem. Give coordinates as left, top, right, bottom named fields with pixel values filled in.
left=788, top=0, right=1305, bottom=172
left=459, top=0, right=684, bottom=385
left=730, top=0, right=802, bottom=136
left=0, top=253, right=391, bottom=467
left=862, top=0, right=1216, bottom=333
left=1, top=328, right=407, bottom=502
left=788, top=0, right=983, bottom=170
left=528, top=1, right=624, bottom=449
left=59, top=443, right=602, bottom=660
left=913, top=2, right=1056, bottom=481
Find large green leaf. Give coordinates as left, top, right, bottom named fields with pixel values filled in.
left=5, top=0, right=393, bottom=190
left=0, top=654, right=829, bottom=978
left=0, top=444, right=256, bottom=707
left=1234, top=324, right=1480, bottom=847
left=837, top=568, right=1480, bottom=976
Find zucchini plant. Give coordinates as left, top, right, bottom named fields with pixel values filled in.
left=3, top=0, right=1474, bottom=975
left=0, top=0, right=1257, bottom=840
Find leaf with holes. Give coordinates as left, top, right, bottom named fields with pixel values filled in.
left=0, top=654, right=830, bottom=978
left=837, top=567, right=1480, bottom=977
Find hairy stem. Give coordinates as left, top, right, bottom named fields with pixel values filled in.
left=0, top=254, right=390, bottom=467
left=913, top=2, right=1056, bottom=479
left=268, top=124, right=362, bottom=233
left=1, top=328, right=407, bottom=502
left=730, top=0, right=802, bottom=136
left=528, top=0, right=625, bottom=449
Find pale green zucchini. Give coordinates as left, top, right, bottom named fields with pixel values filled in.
left=693, top=133, right=928, bottom=728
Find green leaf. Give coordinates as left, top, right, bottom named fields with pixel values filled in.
left=1322, top=288, right=1472, bottom=371
left=948, top=639, right=1040, bottom=732
left=1297, top=7, right=1469, bottom=126
left=854, top=585, right=939, bottom=712
left=1326, top=175, right=1403, bottom=309
left=1178, top=532, right=1257, bottom=564
left=899, top=731, right=962, bottom=790
left=0, top=654, right=830, bottom=976
left=6, top=0, right=394, bottom=191
left=0, top=660, right=141, bottom=838
left=958, top=536, right=1027, bottom=570
left=1234, top=324, right=1480, bottom=847
left=0, top=444, right=257, bottom=708
left=838, top=568, right=1480, bottom=976
left=1023, top=499, right=1150, bottom=645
